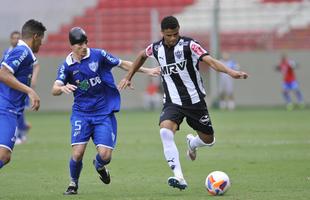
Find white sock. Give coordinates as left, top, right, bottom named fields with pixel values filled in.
left=190, top=136, right=215, bottom=150
left=219, top=100, right=226, bottom=109
left=228, top=100, right=235, bottom=110
left=160, top=128, right=184, bottom=179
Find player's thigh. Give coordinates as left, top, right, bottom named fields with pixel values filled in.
left=0, top=113, right=18, bottom=152
left=159, top=104, right=184, bottom=131
left=70, top=114, right=92, bottom=145
left=185, top=107, right=214, bottom=135
left=93, top=114, right=117, bottom=149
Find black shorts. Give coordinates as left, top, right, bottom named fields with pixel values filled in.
left=159, top=101, right=214, bottom=135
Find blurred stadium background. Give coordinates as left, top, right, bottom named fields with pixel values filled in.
left=1, top=0, right=309, bottom=111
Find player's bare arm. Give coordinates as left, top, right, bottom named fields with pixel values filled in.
left=31, top=63, right=40, bottom=88
left=118, top=50, right=149, bottom=90
left=202, top=55, right=248, bottom=79
left=52, top=82, right=77, bottom=96
left=119, top=59, right=160, bottom=77
left=0, top=66, right=40, bottom=111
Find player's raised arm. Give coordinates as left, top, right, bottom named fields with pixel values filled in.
left=119, top=60, right=160, bottom=77
left=202, top=55, right=248, bottom=79
left=118, top=50, right=149, bottom=90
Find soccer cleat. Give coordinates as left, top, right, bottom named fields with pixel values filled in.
left=186, top=134, right=197, bottom=161
left=63, top=181, right=78, bottom=195
left=167, top=177, right=188, bottom=190
left=93, top=160, right=111, bottom=184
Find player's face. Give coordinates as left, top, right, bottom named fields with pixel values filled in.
left=161, top=27, right=180, bottom=47
left=72, top=41, right=88, bottom=58
left=32, top=34, right=44, bottom=53
left=10, top=33, right=20, bottom=47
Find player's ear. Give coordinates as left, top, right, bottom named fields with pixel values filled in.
left=33, top=33, right=40, bottom=40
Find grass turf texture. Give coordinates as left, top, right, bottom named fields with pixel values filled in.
left=0, top=108, right=309, bottom=200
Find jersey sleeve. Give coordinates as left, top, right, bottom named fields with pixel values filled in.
left=145, top=44, right=154, bottom=58
left=55, top=64, right=68, bottom=85
left=190, top=40, right=209, bottom=61
left=100, top=49, right=121, bottom=68
left=1, top=48, right=26, bottom=73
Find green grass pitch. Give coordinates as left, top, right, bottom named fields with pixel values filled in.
left=0, top=108, right=309, bottom=200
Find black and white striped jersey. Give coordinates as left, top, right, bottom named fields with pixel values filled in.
left=145, top=36, right=209, bottom=106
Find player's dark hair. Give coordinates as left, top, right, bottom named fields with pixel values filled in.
left=10, top=31, right=20, bottom=38
left=161, top=16, right=180, bottom=30
left=69, top=27, right=88, bottom=45
left=21, top=19, right=46, bottom=39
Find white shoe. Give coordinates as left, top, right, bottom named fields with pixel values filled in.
left=15, top=138, right=23, bottom=145
left=167, top=177, right=187, bottom=190
left=186, top=134, right=197, bottom=161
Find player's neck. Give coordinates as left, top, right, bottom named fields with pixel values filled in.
left=72, top=53, right=82, bottom=63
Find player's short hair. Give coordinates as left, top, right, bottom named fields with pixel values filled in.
left=21, top=19, right=46, bottom=39
left=10, top=31, right=20, bottom=38
left=161, top=16, right=180, bottom=30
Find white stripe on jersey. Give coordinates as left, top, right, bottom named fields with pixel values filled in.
left=158, top=45, right=182, bottom=105
left=174, top=40, right=200, bottom=104
left=190, top=41, right=206, bottom=96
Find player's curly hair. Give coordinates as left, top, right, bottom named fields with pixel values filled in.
left=22, top=19, right=47, bottom=39
left=161, top=16, right=180, bottom=30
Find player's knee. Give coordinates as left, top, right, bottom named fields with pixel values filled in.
left=160, top=128, right=174, bottom=141
left=0, top=150, right=11, bottom=165
left=0, top=155, right=11, bottom=165
left=72, top=151, right=84, bottom=161
left=200, top=134, right=215, bottom=146
left=97, top=153, right=111, bottom=164
left=97, top=148, right=112, bottom=162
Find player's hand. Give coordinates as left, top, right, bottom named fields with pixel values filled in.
left=118, top=78, right=134, bottom=90
left=28, top=89, right=40, bottom=111
left=231, top=71, right=248, bottom=79
left=146, top=66, right=161, bottom=77
left=61, top=83, right=77, bottom=94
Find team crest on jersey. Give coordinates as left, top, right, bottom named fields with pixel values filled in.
left=88, top=61, right=98, bottom=72
left=175, top=50, right=183, bottom=59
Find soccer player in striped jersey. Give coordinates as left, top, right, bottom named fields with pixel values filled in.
left=52, top=27, right=160, bottom=195
left=118, top=16, right=248, bottom=190
left=0, top=19, right=46, bottom=169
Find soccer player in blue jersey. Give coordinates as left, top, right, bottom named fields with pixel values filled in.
left=1, top=31, right=41, bottom=144
left=219, top=52, right=240, bottom=110
left=51, top=27, right=160, bottom=195
left=0, top=19, right=46, bottom=169
left=118, top=16, right=248, bottom=190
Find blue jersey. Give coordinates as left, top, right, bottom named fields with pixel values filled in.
left=0, top=40, right=36, bottom=115
left=1, top=47, right=14, bottom=62
left=55, top=48, right=121, bottom=114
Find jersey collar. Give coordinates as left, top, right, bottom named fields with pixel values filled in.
left=18, top=40, right=37, bottom=62
left=65, top=48, right=90, bottom=66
